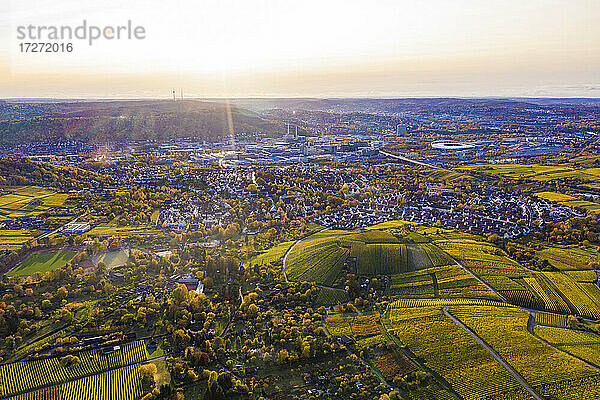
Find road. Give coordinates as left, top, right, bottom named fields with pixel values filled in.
left=380, top=151, right=450, bottom=171
left=37, top=212, right=87, bottom=240
left=442, top=306, right=543, bottom=400
left=451, top=257, right=509, bottom=303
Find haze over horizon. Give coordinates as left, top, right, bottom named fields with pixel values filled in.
left=2, top=0, right=600, bottom=99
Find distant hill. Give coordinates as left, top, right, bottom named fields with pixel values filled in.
left=0, top=100, right=284, bottom=144
left=224, top=97, right=600, bottom=116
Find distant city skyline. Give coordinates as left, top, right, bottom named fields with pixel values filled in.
left=2, top=0, right=600, bottom=98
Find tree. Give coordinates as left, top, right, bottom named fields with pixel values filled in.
left=56, top=286, right=68, bottom=299
left=173, top=284, right=189, bottom=304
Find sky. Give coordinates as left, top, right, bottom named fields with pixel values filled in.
left=1, top=0, right=600, bottom=98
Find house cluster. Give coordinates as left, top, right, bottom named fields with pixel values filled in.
left=312, top=184, right=578, bottom=238
left=1, top=215, right=46, bottom=230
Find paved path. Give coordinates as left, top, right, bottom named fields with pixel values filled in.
left=452, top=258, right=509, bottom=303
left=442, top=306, right=543, bottom=400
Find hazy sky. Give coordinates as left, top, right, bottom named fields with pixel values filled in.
left=2, top=0, right=600, bottom=98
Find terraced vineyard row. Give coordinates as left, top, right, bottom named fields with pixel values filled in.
left=314, top=287, right=347, bottom=305
left=421, top=243, right=454, bottom=267
left=352, top=243, right=407, bottom=275
left=390, top=298, right=506, bottom=309
left=522, top=275, right=571, bottom=314
left=286, top=239, right=349, bottom=284
left=0, top=341, right=148, bottom=397
left=500, top=290, right=544, bottom=309
left=534, top=312, right=573, bottom=328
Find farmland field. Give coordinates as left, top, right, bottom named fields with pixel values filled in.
left=7, top=251, right=77, bottom=276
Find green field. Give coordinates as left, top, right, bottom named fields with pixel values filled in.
left=534, top=191, right=576, bottom=202
left=92, top=249, right=131, bottom=268
left=8, top=251, right=77, bottom=276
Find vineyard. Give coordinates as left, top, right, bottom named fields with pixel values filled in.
left=421, top=243, right=454, bottom=267
left=352, top=243, right=407, bottom=275
left=543, top=272, right=600, bottom=320
left=499, top=290, right=544, bottom=309
left=285, top=237, right=349, bottom=284
left=314, top=287, right=347, bottom=305
left=372, top=351, right=417, bottom=382
left=536, top=246, right=598, bottom=270
left=346, top=230, right=399, bottom=243
left=324, top=313, right=382, bottom=338
left=435, top=264, right=497, bottom=300
left=0, top=341, right=148, bottom=397
left=350, top=314, right=381, bottom=337
left=8, top=365, right=144, bottom=400
left=390, top=297, right=506, bottom=309
left=388, top=306, right=529, bottom=400
left=389, top=271, right=435, bottom=298
left=534, top=326, right=600, bottom=366
left=448, top=306, right=600, bottom=392
left=522, top=275, right=571, bottom=314
left=244, top=241, right=295, bottom=268
left=324, top=315, right=353, bottom=338
left=534, top=312, right=575, bottom=329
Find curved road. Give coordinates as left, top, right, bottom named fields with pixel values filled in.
left=281, top=227, right=329, bottom=283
